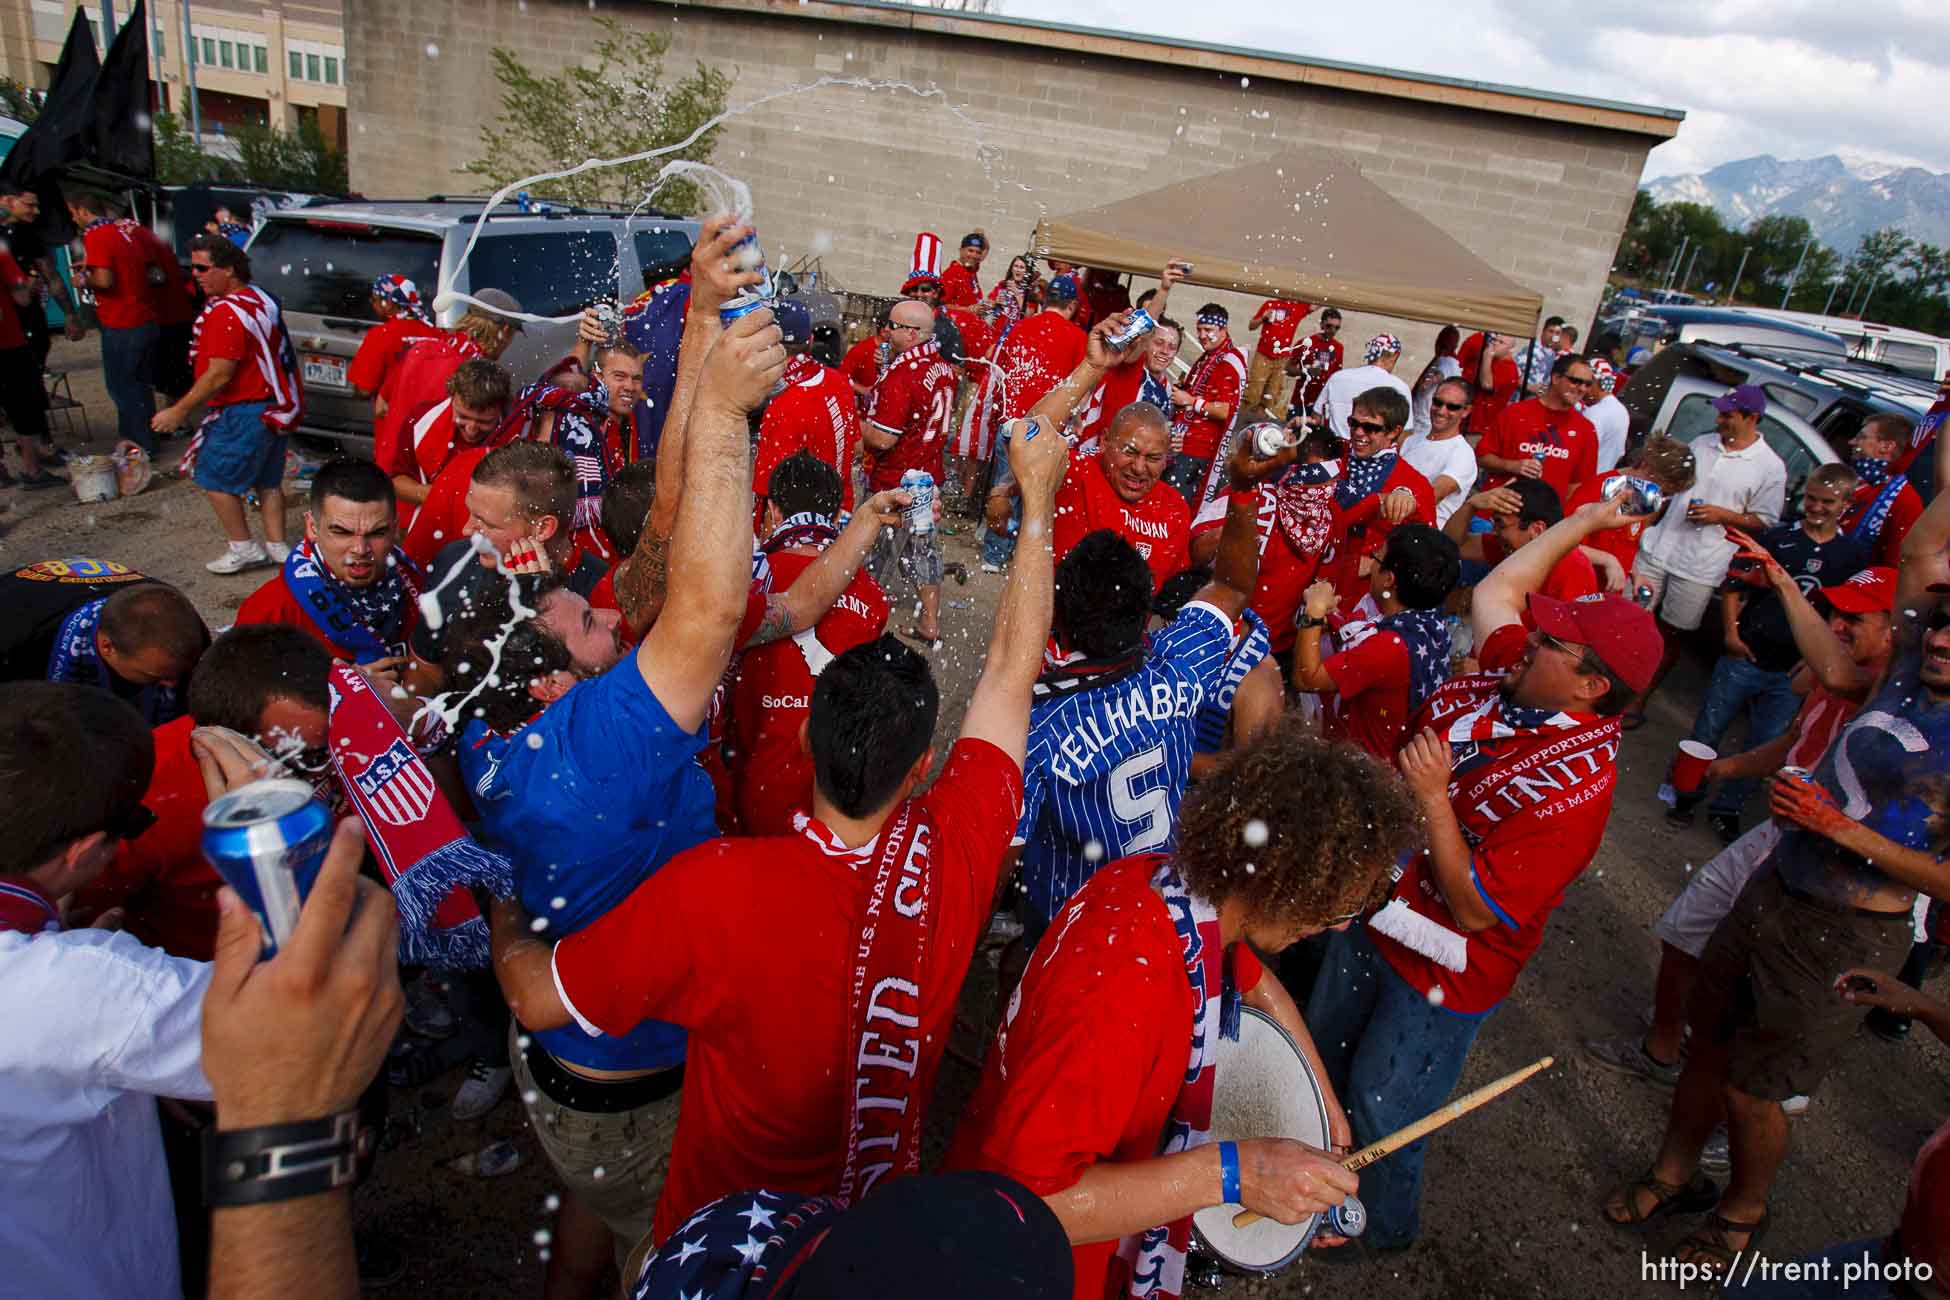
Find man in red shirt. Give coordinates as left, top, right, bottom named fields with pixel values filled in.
left=1051, top=402, right=1189, bottom=592
left=372, top=289, right=523, bottom=478
left=1291, top=522, right=1461, bottom=761
left=864, top=298, right=960, bottom=645
left=754, top=299, right=861, bottom=519
left=151, top=236, right=304, bottom=576
left=0, top=249, right=60, bottom=488
left=948, top=726, right=1424, bottom=1300
left=66, top=189, right=162, bottom=454
left=1445, top=478, right=1602, bottom=604
left=1284, top=307, right=1343, bottom=417
left=382, top=356, right=514, bottom=521
left=1307, top=493, right=1654, bottom=1250
left=486, top=412, right=1070, bottom=1247
left=1244, top=297, right=1312, bottom=419
left=1313, top=386, right=1436, bottom=608
left=728, top=453, right=889, bottom=834
left=347, top=273, right=441, bottom=405
left=235, top=459, right=420, bottom=671
left=981, top=274, right=1087, bottom=435
left=1455, top=329, right=1522, bottom=440
left=1166, top=304, right=1246, bottom=507
left=840, top=309, right=891, bottom=417
left=939, top=230, right=987, bottom=308
left=1474, top=353, right=1598, bottom=508
left=1841, top=412, right=1927, bottom=569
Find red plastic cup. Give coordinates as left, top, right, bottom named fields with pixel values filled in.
left=1671, top=740, right=1716, bottom=793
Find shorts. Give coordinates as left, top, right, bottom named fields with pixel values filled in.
left=191, top=401, right=287, bottom=495
left=870, top=517, right=944, bottom=591
left=1693, top=869, right=1910, bottom=1100
left=0, top=346, right=49, bottom=443
left=1654, top=820, right=1781, bottom=959
left=1631, top=554, right=1716, bottom=631
left=509, top=1022, right=682, bottom=1268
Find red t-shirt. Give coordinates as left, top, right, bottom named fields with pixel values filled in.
left=1367, top=671, right=1619, bottom=1012
left=234, top=570, right=420, bottom=662
left=1323, top=624, right=1417, bottom=762
left=1051, top=454, right=1191, bottom=593
left=1176, top=339, right=1246, bottom=461
left=552, top=737, right=1023, bottom=1244
left=945, top=857, right=1264, bottom=1300
left=1477, top=399, right=1598, bottom=506
left=1318, top=458, right=1437, bottom=607
left=69, top=715, right=223, bottom=960
left=1567, top=471, right=1654, bottom=576
left=1479, top=533, right=1602, bottom=604
left=840, top=335, right=883, bottom=414
left=992, top=311, right=1088, bottom=423
left=374, top=333, right=479, bottom=481
left=866, top=341, right=960, bottom=491
left=402, top=445, right=489, bottom=569
left=755, top=355, right=861, bottom=512
left=1249, top=486, right=1327, bottom=653
left=940, top=260, right=981, bottom=308
left=728, top=548, right=889, bottom=836
left=1456, top=333, right=1522, bottom=439
left=348, top=316, right=442, bottom=397
left=1288, top=333, right=1344, bottom=412
left=1250, top=299, right=1312, bottom=359
left=81, top=219, right=159, bottom=329
left=194, top=292, right=278, bottom=408
left=0, top=252, right=27, bottom=350
left=1843, top=477, right=1926, bottom=570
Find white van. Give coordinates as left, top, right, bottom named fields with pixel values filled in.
left=1732, top=308, right=1949, bottom=382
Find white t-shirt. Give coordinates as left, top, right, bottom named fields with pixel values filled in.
left=1641, top=433, right=1788, bottom=585
left=1398, top=431, right=1479, bottom=527
left=1409, top=356, right=1464, bottom=437
left=1586, top=394, right=1631, bottom=474
left=1314, top=364, right=1415, bottom=438
left=0, top=927, right=213, bottom=1300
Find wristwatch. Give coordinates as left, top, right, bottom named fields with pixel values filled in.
left=203, top=1111, right=372, bottom=1207
left=1297, top=613, right=1328, bottom=631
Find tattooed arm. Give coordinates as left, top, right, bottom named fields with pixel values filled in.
left=743, top=489, right=908, bottom=647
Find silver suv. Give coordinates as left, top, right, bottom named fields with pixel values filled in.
left=245, top=200, right=700, bottom=449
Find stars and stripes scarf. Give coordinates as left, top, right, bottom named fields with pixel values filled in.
left=1334, top=451, right=1397, bottom=509
left=283, top=538, right=424, bottom=664
left=630, top=1189, right=840, bottom=1300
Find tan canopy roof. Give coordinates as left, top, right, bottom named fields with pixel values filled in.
left=1032, top=146, right=1543, bottom=336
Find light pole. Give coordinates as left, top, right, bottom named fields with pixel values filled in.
left=1724, top=246, right=1750, bottom=305
left=101, top=1, right=116, bottom=37
left=179, top=0, right=201, bottom=139
left=1822, top=278, right=1841, bottom=315
left=1779, top=237, right=1815, bottom=309
left=1679, top=245, right=1701, bottom=295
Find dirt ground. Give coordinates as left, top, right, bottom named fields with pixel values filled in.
left=9, top=335, right=1944, bottom=1298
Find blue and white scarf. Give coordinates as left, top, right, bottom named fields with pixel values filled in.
left=1848, top=460, right=1909, bottom=550
left=284, top=538, right=423, bottom=663
left=47, top=596, right=181, bottom=724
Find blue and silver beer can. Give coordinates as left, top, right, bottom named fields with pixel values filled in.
left=202, top=778, right=334, bottom=957
left=900, top=468, right=936, bottom=535
left=729, top=231, right=774, bottom=299
left=1601, top=473, right=1667, bottom=517
left=1104, top=307, right=1156, bottom=352
left=718, top=293, right=773, bottom=328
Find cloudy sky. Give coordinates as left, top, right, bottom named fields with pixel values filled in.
left=999, top=0, right=1950, bottom=181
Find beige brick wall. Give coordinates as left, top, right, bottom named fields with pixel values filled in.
left=344, top=0, right=1653, bottom=372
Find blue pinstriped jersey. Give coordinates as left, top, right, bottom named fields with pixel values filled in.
left=1016, top=602, right=1233, bottom=930
left=1191, top=608, right=1270, bottom=755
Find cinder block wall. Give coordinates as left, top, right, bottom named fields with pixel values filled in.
left=345, top=0, right=1656, bottom=372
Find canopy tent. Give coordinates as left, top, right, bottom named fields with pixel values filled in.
left=1031, top=146, right=1543, bottom=337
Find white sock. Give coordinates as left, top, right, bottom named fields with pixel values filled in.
left=230, top=539, right=258, bottom=554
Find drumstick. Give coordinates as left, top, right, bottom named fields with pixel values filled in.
left=1230, top=1055, right=1553, bottom=1229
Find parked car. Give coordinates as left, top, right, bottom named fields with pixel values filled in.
left=1725, top=308, right=1950, bottom=383
left=1596, top=305, right=1846, bottom=361
left=1618, top=340, right=1940, bottom=507
left=246, top=199, right=702, bottom=450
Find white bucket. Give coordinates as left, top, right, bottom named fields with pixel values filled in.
left=69, top=455, right=119, bottom=503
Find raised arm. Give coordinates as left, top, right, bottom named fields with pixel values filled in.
left=958, top=413, right=1069, bottom=764
left=1025, top=311, right=1143, bottom=432
left=746, top=489, right=908, bottom=647
left=1895, top=428, right=1950, bottom=620
left=633, top=306, right=784, bottom=732
left=1725, top=527, right=1873, bottom=697
left=1472, top=495, right=1634, bottom=644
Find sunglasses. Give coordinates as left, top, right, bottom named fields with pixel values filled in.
left=189, top=263, right=217, bottom=274
left=1346, top=418, right=1390, bottom=435
left=1565, top=374, right=1595, bottom=386
left=1535, top=630, right=1603, bottom=675
left=1929, top=606, right=1950, bottom=634
left=1429, top=399, right=1469, bottom=412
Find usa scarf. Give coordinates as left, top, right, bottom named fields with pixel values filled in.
left=1114, top=861, right=1239, bottom=1299
left=1335, top=451, right=1398, bottom=509
left=1848, top=464, right=1909, bottom=549
left=284, top=538, right=424, bottom=664
left=1444, top=688, right=1602, bottom=783
left=761, top=511, right=839, bottom=556
left=520, top=379, right=628, bottom=541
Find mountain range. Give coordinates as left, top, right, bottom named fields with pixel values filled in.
left=1642, top=153, right=1950, bottom=254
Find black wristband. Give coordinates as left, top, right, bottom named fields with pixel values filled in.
left=1297, top=614, right=1328, bottom=630
left=203, top=1112, right=371, bottom=1207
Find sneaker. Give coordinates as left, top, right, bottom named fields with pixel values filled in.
left=355, top=1229, right=409, bottom=1288
left=1699, top=1125, right=1730, bottom=1175
left=265, top=541, right=291, bottom=564
left=1782, top=1094, right=1810, bottom=1117
left=403, top=971, right=457, bottom=1040
left=1708, top=812, right=1742, bottom=845
left=206, top=541, right=270, bottom=575
left=980, top=561, right=1003, bottom=574
left=450, top=1057, right=513, bottom=1121
left=1583, top=1034, right=1682, bottom=1087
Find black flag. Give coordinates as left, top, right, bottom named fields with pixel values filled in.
left=89, top=0, right=155, bottom=180
left=0, top=11, right=102, bottom=243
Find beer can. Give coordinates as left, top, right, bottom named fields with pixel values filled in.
left=591, top=300, right=623, bottom=347
left=202, top=778, right=334, bottom=957
left=729, top=231, right=774, bottom=299
left=1778, top=766, right=1816, bottom=785
left=1601, top=473, right=1667, bottom=517
left=900, top=468, right=936, bottom=535
left=1104, top=307, right=1156, bottom=351
left=718, top=293, right=772, bottom=328
left=1246, top=421, right=1291, bottom=460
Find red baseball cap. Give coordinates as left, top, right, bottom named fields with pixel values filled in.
left=1527, top=592, right=1663, bottom=695
left=1820, top=566, right=1897, bottom=614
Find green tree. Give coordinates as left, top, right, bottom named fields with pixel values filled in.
left=232, top=116, right=348, bottom=192
left=1900, top=241, right=1950, bottom=295
left=463, top=16, right=732, bottom=211
left=1845, top=226, right=1915, bottom=283
left=0, top=76, right=40, bottom=123
left=153, top=111, right=241, bottom=184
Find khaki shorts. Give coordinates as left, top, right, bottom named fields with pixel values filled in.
left=509, top=1023, right=681, bottom=1268
left=1693, top=870, right=1910, bottom=1100
left=1631, top=555, right=1718, bottom=631
left=1654, top=820, right=1781, bottom=959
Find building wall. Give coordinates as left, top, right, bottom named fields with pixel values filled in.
left=346, top=0, right=1658, bottom=361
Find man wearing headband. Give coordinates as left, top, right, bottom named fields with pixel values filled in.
left=347, top=273, right=441, bottom=404
left=941, top=230, right=988, bottom=308
left=1165, top=304, right=1246, bottom=507
left=1312, top=332, right=1413, bottom=440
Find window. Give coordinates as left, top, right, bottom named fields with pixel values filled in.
left=220, top=41, right=234, bottom=69
left=254, top=46, right=267, bottom=74
left=306, top=53, right=320, bottom=81
left=633, top=228, right=694, bottom=287
left=203, top=37, right=216, bottom=65
left=248, top=220, right=443, bottom=320
left=468, top=230, right=620, bottom=319
left=152, top=28, right=164, bottom=59
left=1878, top=341, right=1939, bottom=380
left=324, top=56, right=338, bottom=85
left=290, top=50, right=303, bottom=79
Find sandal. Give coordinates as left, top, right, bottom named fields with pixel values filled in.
left=1673, top=1210, right=1770, bottom=1284
left=1602, top=1170, right=1719, bottom=1230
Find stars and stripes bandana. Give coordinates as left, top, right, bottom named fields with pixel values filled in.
left=370, top=273, right=431, bottom=323
left=1335, top=451, right=1397, bottom=509
left=631, top=1190, right=839, bottom=1299
left=1338, top=606, right=1452, bottom=719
